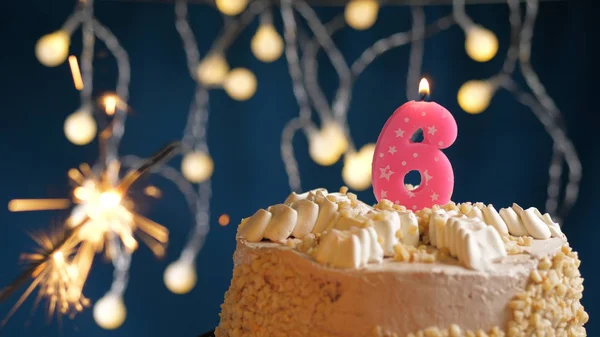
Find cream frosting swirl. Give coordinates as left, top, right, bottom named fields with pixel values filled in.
left=429, top=213, right=506, bottom=271
left=237, top=188, right=562, bottom=271
left=461, top=202, right=563, bottom=239
left=315, top=227, right=383, bottom=269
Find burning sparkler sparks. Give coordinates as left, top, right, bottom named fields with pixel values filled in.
left=1, top=142, right=180, bottom=327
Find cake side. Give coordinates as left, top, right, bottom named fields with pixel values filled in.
left=215, top=238, right=580, bottom=337
left=215, top=188, right=587, bottom=337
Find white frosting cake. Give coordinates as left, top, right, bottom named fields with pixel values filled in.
left=215, top=188, right=587, bottom=337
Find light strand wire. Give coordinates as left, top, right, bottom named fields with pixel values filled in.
left=80, top=0, right=95, bottom=114
left=485, top=0, right=580, bottom=222
left=293, top=1, right=351, bottom=124
left=301, top=15, right=345, bottom=122
left=211, top=0, right=270, bottom=54
left=92, top=20, right=131, bottom=167
left=499, top=77, right=579, bottom=224
left=176, top=0, right=210, bottom=152
left=175, top=0, right=212, bottom=264
left=349, top=15, right=456, bottom=83
left=106, top=235, right=131, bottom=297
left=406, top=6, right=425, bottom=101
left=91, top=18, right=133, bottom=297
left=293, top=1, right=359, bottom=155
left=452, top=0, right=476, bottom=30
left=62, top=10, right=84, bottom=34
left=281, top=0, right=316, bottom=192
left=518, top=0, right=580, bottom=220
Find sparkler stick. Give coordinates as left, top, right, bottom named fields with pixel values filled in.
left=117, top=142, right=182, bottom=194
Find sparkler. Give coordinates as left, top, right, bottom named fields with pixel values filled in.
left=1, top=142, right=180, bottom=326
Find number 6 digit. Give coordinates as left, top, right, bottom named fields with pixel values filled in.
left=372, top=101, right=457, bottom=210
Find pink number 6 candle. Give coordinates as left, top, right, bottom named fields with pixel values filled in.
left=372, top=79, right=458, bottom=210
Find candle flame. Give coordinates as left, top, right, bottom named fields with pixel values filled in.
left=418, top=78, right=430, bottom=98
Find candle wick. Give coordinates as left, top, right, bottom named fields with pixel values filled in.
left=418, top=92, right=429, bottom=101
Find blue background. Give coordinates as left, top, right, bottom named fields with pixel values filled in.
left=0, top=0, right=597, bottom=336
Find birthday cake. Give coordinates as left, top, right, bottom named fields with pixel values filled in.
left=214, top=188, right=587, bottom=337
left=215, top=87, right=586, bottom=337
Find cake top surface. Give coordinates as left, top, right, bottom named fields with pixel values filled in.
left=235, top=187, right=566, bottom=272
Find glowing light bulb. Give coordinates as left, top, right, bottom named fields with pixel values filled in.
left=215, top=0, right=248, bottom=16
left=322, top=122, right=349, bottom=156
left=251, top=24, right=284, bottom=63
left=196, top=54, right=229, bottom=86
left=224, top=68, right=257, bottom=101
left=457, top=80, right=495, bottom=114
left=465, top=25, right=498, bottom=62
left=64, top=109, right=97, bottom=145
left=99, top=191, right=122, bottom=209
left=164, top=260, right=197, bottom=294
left=93, top=295, right=126, bottom=330
left=342, top=144, right=375, bottom=191
left=181, top=151, right=214, bottom=183
left=309, top=123, right=348, bottom=166
left=35, top=31, right=70, bottom=67
left=345, top=0, right=379, bottom=30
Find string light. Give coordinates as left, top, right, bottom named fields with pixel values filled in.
left=64, top=109, right=97, bottom=145
left=215, top=0, right=248, bottom=16
left=457, top=80, right=495, bottom=114
left=342, top=143, right=375, bottom=191
left=251, top=24, right=284, bottom=63
left=465, top=25, right=499, bottom=62
left=196, top=54, right=229, bottom=86
left=308, top=122, right=348, bottom=166
left=344, top=0, right=379, bottom=30
left=223, top=68, right=257, bottom=101
left=35, top=31, right=70, bottom=67
left=163, top=260, right=197, bottom=294
left=93, top=294, right=126, bottom=330
left=181, top=151, right=214, bottom=183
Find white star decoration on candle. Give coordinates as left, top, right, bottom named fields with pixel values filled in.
left=431, top=192, right=439, bottom=201
left=427, top=125, right=437, bottom=135
left=380, top=190, right=387, bottom=198
left=424, top=170, right=433, bottom=185
left=394, top=128, right=405, bottom=138
left=408, top=191, right=416, bottom=198
left=379, top=165, right=394, bottom=181
left=388, top=146, right=397, bottom=155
